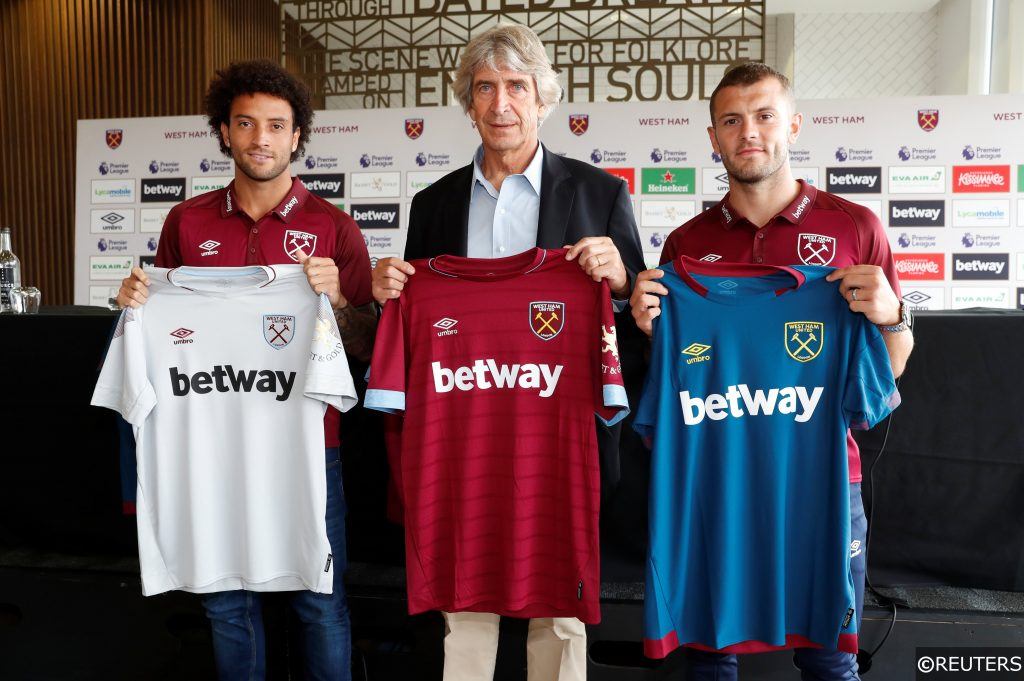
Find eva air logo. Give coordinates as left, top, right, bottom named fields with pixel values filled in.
left=641, top=167, right=695, bottom=195
left=785, top=321, right=824, bottom=362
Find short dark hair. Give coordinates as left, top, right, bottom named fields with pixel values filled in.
left=709, top=62, right=794, bottom=124
left=205, top=60, right=314, bottom=162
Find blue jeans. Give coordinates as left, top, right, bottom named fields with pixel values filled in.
left=686, top=483, right=867, bottom=681
left=201, top=448, right=351, bottom=681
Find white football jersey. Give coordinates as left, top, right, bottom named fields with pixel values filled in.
left=92, top=265, right=357, bottom=596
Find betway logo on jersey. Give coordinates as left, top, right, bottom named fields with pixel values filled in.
left=893, top=253, right=944, bottom=280
left=952, top=253, right=1009, bottom=280
left=888, top=200, right=945, bottom=227
left=432, top=360, right=563, bottom=398
left=679, top=384, right=824, bottom=425
left=952, top=165, right=1010, bottom=193
left=351, top=203, right=399, bottom=229
left=825, top=167, right=881, bottom=193
left=140, top=178, right=186, bottom=203
left=169, top=366, right=296, bottom=401
left=300, top=173, right=345, bottom=198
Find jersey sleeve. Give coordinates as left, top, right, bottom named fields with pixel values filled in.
left=332, top=210, right=374, bottom=308
left=843, top=316, right=901, bottom=430
left=304, top=293, right=359, bottom=413
left=364, top=295, right=407, bottom=413
left=857, top=207, right=902, bottom=297
left=595, top=280, right=629, bottom=426
left=154, top=204, right=183, bottom=267
left=90, top=307, right=158, bottom=426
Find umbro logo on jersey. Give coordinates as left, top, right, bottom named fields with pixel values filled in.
left=199, top=240, right=220, bottom=257
left=679, top=384, right=824, bottom=425
left=284, top=230, right=317, bottom=261
left=170, top=328, right=194, bottom=344
left=681, top=342, right=711, bottom=365
left=699, top=254, right=722, bottom=262
left=850, top=540, right=863, bottom=558
left=169, top=366, right=296, bottom=401
left=432, top=360, right=563, bottom=398
left=797, top=234, right=836, bottom=266
left=433, top=317, right=458, bottom=337
left=785, top=322, right=824, bottom=362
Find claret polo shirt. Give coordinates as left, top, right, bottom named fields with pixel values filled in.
left=660, top=179, right=901, bottom=483
left=156, top=177, right=372, bottom=447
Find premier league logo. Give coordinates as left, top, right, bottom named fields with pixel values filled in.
left=149, top=160, right=159, bottom=174
left=263, top=314, right=295, bottom=349
left=97, top=238, right=108, bottom=252
left=918, top=109, right=939, bottom=131
left=785, top=321, right=824, bottom=363
left=569, top=114, right=589, bottom=136
left=649, top=232, right=665, bottom=248
left=98, top=162, right=109, bottom=175
left=712, top=151, right=722, bottom=163
left=898, top=146, right=911, bottom=161
left=529, top=301, right=565, bottom=341
left=590, top=149, right=603, bottom=164
left=105, top=129, right=123, bottom=149
left=962, top=145, right=975, bottom=160
left=962, top=232, right=975, bottom=248
left=305, top=156, right=317, bottom=169
left=650, top=148, right=663, bottom=162
left=147, top=237, right=158, bottom=252
left=834, top=147, right=848, bottom=162
left=898, top=233, right=911, bottom=248
left=200, top=158, right=211, bottom=172
left=405, top=118, right=424, bottom=139
left=283, top=229, right=318, bottom=261
left=797, top=233, right=837, bottom=266
left=416, top=152, right=427, bottom=167
left=359, top=154, right=371, bottom=168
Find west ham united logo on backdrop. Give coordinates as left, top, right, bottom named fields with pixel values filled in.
left=797, top=233, right=837, bottom=266
left=283, top=230, right=317, bottom=261
left=530, top=301, right=565, bottom=341
left=569, top=114, right=589, bottom=136
left=785, top=321, right=824, bottom=363
left=404, top=118, right=423, bottom=139
left=105, top=129, right=123, bottom=149
left=264, top=315, right=295, bottom=349
left=917, top=109, right=939, bottom=132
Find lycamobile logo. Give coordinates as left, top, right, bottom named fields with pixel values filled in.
left=641, top=167, right=695, bottom=194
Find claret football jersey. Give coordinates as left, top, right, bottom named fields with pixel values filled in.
left=634, top=256, right=900, bottom=658
left=365, top=247, right=628, bottom=623
left=92, top=265, right=357, bottom=596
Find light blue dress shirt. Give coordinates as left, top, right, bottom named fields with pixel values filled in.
left=467, top=144, right=543, bottom=258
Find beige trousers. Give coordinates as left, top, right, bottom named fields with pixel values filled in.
left=441, top=611, right=587, bottom=681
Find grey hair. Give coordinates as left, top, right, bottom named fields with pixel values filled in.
left=453, top=24, right=562, bottom=124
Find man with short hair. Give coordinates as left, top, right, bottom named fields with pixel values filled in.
left=371, top=24, right=644, bottom=681
left=116, top=59, right=375, bottom=681
left=630, top=62, right=913, bottom=681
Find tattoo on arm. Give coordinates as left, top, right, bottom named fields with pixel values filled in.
left=334, top=302, right=378, bottom=363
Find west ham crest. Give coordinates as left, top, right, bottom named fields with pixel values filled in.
left=917, top=109, right=939, bottom=132
left=405, top=118, right=424, bottom=139
left=530, top=301, right=565, bottom=341
left=284, top=229, right=317, bottom=261
left=569, top=114, right=589, bottom=136
left=105, top=129, right=123, bottom=149
left=785, top=321, right=824, bottom=363
left=797, top=233, right=836, bottom=266
left=264, top=314, right=295, bottom=349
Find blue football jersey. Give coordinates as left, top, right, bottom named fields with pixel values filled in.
left=634, top=256, right=900, bottom=658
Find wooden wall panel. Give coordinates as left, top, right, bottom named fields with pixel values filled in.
left=0, top=0, right=280, bottom=305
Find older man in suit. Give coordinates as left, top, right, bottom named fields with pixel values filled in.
left=371, top=23, right=643, bottom=681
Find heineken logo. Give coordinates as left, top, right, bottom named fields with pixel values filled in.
left=641, top=167, right=695, bottom=195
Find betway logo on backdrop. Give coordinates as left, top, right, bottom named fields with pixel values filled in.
left=888, top=166, right=946, bottom=194
left=825, top=167, right=881, bottom=193
left=140, top=178, right=185, bottom=203
left=299, top=173, right=345, bottom=199
left=351, top=203, right=399, bottom=229
left=888, top=200, right=945, bottom=227
left=952, top=165, right=1010, bottom=193
left=952, top=253, right=1009, bottom=280
left=893, top=253, right=944, bottom=280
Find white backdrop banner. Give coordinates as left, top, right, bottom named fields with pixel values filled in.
left=76, top=95, right=1024, bottom=310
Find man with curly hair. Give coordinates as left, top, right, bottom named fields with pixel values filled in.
left=116, top=60, right=374, bottom=681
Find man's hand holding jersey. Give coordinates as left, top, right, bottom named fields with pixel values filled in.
left=116, top=267, right=151, bottom=309
left=295, top=248, right=347, bottom=310
left=826, top=265, right=901, bottom=326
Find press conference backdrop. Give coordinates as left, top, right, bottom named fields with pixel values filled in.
left=75, top=95, right=1024, bottom=310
